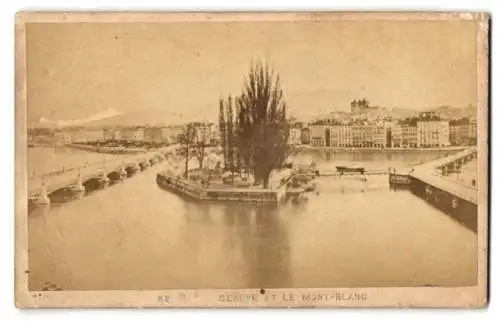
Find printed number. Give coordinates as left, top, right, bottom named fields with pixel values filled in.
left=32, top=292, right=49, bottom=300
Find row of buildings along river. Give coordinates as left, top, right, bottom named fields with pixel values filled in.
left=28, top=111, right=476, bottom=150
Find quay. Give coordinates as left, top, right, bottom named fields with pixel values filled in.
left=156, top=172, right=289, bottom=205
left=28, top=145, right=178, bottom=205
left=293, top=145, right=467, bottom=153
left=390, top=147, right=478, bottom=231
left=319, top=169, right=388, bottom=177
left=67, top=143, right=148, bottom=155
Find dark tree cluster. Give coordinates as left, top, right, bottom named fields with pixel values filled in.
left=178, top=124, right=196, bottom=178
left=218, top=62, right=290, bottom=188
left=399, top=112, right=442, bottom=126
left=350, top=98, right=370, bottom=108
left=449, top=117, right=471, bottom=126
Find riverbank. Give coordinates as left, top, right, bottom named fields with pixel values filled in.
left=293, top=145, right=469, bottom=152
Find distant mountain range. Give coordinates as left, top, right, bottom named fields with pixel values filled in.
left=82, top=109, right=197, bottom=128
left=29, top=109, right=122, bottom=128
left=29, top=109, right=203, bottom=129
left=29, top=105, right=477, bottom=129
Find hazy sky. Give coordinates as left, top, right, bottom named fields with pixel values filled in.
left=26, top=20, right=477, bottom=123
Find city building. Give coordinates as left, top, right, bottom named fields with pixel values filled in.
left=372, top=125, right=386, bottom=148
left=417, top=120, right=450, bottom=147
left=113, top=128, right=124, bottom=141
left=71, top=128, right=105, bottom=143
left=161, top=127, right=175, bottom=144
left=301, top=127, right=311, bottom=145
left=309, top=123, right=328, bottom=147
left=144, top=127, right=165, bottom=144
left=122, top=127, right=145, bottom=142
left=170, top=125, right=186, bottom=143
left=316, top=122, right=388, bottom=148
left=211, top=124, right=221, bottom=145
left=329, top=126, right=340, bottom=147
left=450, top=123, right=470, bottom=146
left=103, top=128, right=115, bottom=141
left=391, top=123, right=418, bottom=148
left=288, top=126, right=302, bottom=145
left=384, top=122, right=394, bottom=147
left=351, top=125, right=365, bottom=147
left=338, top=125, right=353, bottom=147
left=54, top=131, right=72, bottom=145
left=468, top=119, right=477, bottom=145
left=192, top=122, right=213, bottom=145
left=310, top=137, right=325, bottom=147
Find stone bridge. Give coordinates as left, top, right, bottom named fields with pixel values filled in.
left=28, top=145, right=179, bottom=205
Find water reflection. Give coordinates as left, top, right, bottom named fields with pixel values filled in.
left=291, top=149, right=446, bottom=169
left=220, top=205, right=291, bottom=288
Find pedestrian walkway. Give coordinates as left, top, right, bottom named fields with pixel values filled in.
left=411, top=147, right=478, bottom=205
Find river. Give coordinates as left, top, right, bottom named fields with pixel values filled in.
left=27, top=147, right=478, bottom=291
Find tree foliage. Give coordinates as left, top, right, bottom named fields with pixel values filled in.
left=179, top=124, right=195, bottom=178
left=235, top=62, right=290, bottom=188
left=226, top=96, right=235, bottom=172
left=193, top=125, right=209, bottom=169
left=218, top=99, right=227, bottom=168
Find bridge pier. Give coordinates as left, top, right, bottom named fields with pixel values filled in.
left=70, top=172, right=86, bottom=193
left=139, top=159, right=150, bottom=171
left=108, top=167, right=127, bottom=184
left=83, top=174, right=110, bottom=192
left=125, top=162, right=141, bottom=177
left=98, top=172, right=110, bottom=188
left=29, top=182, right=51, bottom=207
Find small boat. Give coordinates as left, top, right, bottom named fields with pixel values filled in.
left=389, top=173, right=412, bottom=185
left=336, top=166, right=365, bottom=175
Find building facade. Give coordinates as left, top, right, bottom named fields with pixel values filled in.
left=192, top=123, right=213, bottom=145
left=144, top=127, right=165, bottom=144
left=121, top=127, right=145, bottom=142
left=450, top=124, right=470, bottom=146
left=301, top=127, right=311, bottom=145
left=392, top=124, right=418, bottom=148
left=54, top=131, right=72, bottom=145
left=417, top=121, right=450, bottom=147
left=289, top=127, right=302, bottom=145
left=338, top=125, right=353, bottom=147
left=71, top=128, right=105, bottom=143
left=468, top=120, right=477, bottom=145
left=309, top=124, right=328, bottom=147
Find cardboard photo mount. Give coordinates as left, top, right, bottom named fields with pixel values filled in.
left=15, top=11, right=489, bottom=308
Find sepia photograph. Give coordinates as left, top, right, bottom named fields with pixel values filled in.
left=14, top=12, right=489, bottom=308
